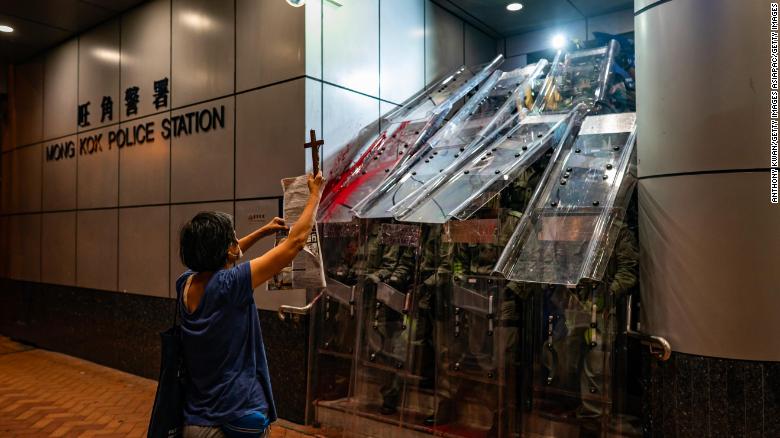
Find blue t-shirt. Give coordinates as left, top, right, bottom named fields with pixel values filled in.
left=176, top=262, right=277, bottom=426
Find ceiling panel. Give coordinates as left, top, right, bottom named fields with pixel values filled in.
left=0, top=12, right=71, bottom=63
left=443, top=0, right=633, bottom=37
left=448, top=0, right=581, bottom=36
left=0, top=0, right=145, bottom=63
left=569, top=0, right=633, bottom=17
left=0, top=0, right=113, bottom=32
left=84, top=0, right=148, bottom=12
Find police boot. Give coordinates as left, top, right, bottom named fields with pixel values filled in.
left=424, top=399, right=455, bottom=426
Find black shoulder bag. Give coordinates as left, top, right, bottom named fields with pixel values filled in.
left=147, top=288, right=187, bottom=438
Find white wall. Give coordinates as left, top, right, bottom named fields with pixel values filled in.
left=305, top=0, right=498, bottom=171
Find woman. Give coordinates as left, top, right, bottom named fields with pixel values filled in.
left=177, top=172, right=323, bottom=438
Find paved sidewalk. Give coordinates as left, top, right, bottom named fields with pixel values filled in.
left=0, top=337, right=331, bottom=438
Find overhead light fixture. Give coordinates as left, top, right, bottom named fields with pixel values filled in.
left=551, top=34, right=566, bottom=49
left=506, top=3, right=523, bottom=11
left=286, top=0, right=305, bottom=6
left=0, top=25, right=13, bottom=33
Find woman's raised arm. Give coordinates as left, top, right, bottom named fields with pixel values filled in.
left=248, top=172, right=323, bottom=289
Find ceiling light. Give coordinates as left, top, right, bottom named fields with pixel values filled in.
left=286, top=0, right=305, bottom=6
left=0, top=25, right=13, bottom=33
left=552, top=34, right=566, bottom=49
left=506, top=3, right=523, bottom=11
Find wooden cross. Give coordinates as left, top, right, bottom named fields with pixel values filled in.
left=304, top=129, right=324, bottom=175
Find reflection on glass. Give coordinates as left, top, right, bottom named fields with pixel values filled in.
left=495, top=113, right=637, bottom=287
left=319, top=56, right=504, bottom=223
left=353, top=61, right=548, bottom=219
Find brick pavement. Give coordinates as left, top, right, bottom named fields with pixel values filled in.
left=0, top=337, right=333, bottom=438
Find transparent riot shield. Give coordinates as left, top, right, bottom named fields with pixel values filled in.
left=352, top=61, right=549, bottom=220
left=308, top=219, right=363, bottom=422
left=389, top=40, right=620, bottom=225
left=521, top=282, right=620, bottom=437
left=533, top=40, right=619, bottom=115
left=492, top=113, right=639, bottom=438
left=390, top=111, right=575, bottom=224
left=311, top=58, right=502, bottom=428
left=428, top=209, right=523, bottom=437
left=319, top=56, right=504, bottom=223
left=495, top=112, right=637, bottom=286
left=345, top=221, right=423, bottom=433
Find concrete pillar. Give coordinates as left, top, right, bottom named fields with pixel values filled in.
left=636, top=0, right=780, bottom=434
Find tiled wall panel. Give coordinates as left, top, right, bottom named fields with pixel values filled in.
left=425, top=0, right=463, bottom=84
left=171, top=0, right=235, bottom=106
left=322, top=84, right=379, bottom=174
left=8, top=145, right=42, bottom=213
left=7, top=214, right=41, bottom=281
left=119, top=113, right=170, bottom=206
left=41, top=211, right=76, bottom=286
left=379, top=0, right=424, bottom=104
left=78, top=19, right=120, bottom=131
left=465, top=24, right=496, bottom=67
left=42, top=136, right=78, bottom=211
left=77, top=126, right=118, bottom=209
left=13, top=61, right=44, bottom=148
left=76, top=209, right=118, bottom=291
left=170, top=97, right=234, bottom=203
left=121, top=0, right=172, bottom=119
left=322, top=0, right=379, bottom=97
left=119, top=206, right=169, bottom=297
left=236, top=80, right=304, bottom=199
left=237, top=0, right=305, bottom=91
left=44, top=40, right=78, bottom=140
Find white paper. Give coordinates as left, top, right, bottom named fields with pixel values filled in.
left=268, top=175, right=327, bottom=290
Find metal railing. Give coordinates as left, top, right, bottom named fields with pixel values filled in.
left=625, top=295, right=672, bottom=361
left=278, top=291, right=324, bottom=321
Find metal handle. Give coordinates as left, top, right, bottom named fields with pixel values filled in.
left=546, top=315, right=554, bottom=347
left=278, top=292, right=324, bottom=321
left=625, top=295, right=672, bottom=361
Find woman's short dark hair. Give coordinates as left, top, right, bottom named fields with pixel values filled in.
left=179, top=211, right=236, bottom=272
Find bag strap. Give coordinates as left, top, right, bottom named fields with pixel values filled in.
left=174, top=274, right=193, bottom=328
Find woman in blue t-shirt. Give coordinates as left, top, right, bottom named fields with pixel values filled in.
left=177, top=172, right=323, bottom=438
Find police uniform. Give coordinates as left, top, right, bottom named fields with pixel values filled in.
left=539, top=222, right=638, bottom=420
left=427, top=162, right=545, bottom=428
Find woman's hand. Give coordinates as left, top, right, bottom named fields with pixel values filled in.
left=308, top=171, right=324, bottom=197
left=261, top=217, right=288, bottom=237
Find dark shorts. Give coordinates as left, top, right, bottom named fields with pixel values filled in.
left=183, top=412, right=270, bottom=438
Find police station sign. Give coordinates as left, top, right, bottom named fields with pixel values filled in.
left=44, top=78, right=226, bottom=162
